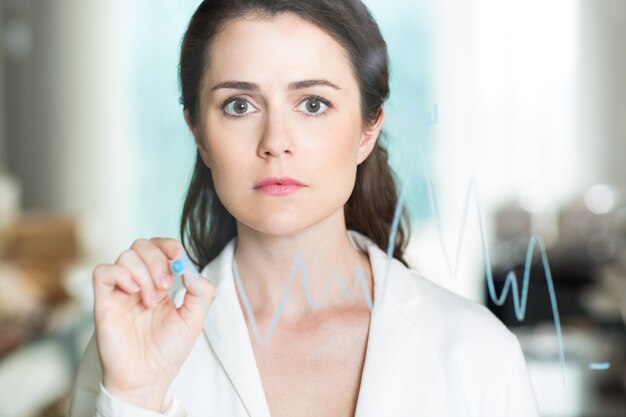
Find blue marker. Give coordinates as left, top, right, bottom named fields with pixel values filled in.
left=170, top=249, right=205, bottom=307
left=171, top=258, right=186, bottom=275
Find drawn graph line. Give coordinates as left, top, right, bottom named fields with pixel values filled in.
left=232, top=254, right=373, bottom=345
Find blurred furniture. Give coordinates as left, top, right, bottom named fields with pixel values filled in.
left=0, top=213, right=92, bottom=417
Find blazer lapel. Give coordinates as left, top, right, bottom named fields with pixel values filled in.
left=200, top=239, right=272, bottom=417
left=350, top=231, right=449, bottom=416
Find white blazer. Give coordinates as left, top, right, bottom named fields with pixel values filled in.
left=70, top=230, right=540, bottom=417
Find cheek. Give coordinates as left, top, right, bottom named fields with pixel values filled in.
left=202, top=131, right=249, bottom=205
left=311, top=118, right=360, bottom=168
left=305, top=123, right=361, bottom=201
left=209, top=151, right=245, bottom=194
left=209, top=157, right=250, bottom=223
left=203, top=116, right=250, bottom=167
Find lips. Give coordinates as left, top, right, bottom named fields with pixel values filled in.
left=254, top=177, right=305, bottom=189
left=253, top=177, right=306, bottom=196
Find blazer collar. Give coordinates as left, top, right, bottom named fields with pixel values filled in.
left=199, top=230, right=420, bottom=417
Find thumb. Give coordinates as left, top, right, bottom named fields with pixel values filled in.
left=177, top=274, right=215, bottom=330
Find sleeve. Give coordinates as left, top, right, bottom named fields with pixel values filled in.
left=69, top=333, right=188, bottom=417
left=96, top=383, right=187, bottom=417
left=489, top=336, right=541, bottom=417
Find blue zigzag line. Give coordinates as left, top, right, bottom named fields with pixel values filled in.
left=232, top=253, right=374, bottom=346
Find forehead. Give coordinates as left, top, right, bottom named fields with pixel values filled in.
left=205, top=13, right=356, bottom=90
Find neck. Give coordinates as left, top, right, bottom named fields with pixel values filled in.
left=232, top=212, right=373, bottom=323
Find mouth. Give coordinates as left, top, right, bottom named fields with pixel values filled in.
left=254, top=177, right=306, bottom=196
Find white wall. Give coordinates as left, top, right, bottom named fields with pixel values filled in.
left=0, top=1, right=6, bottom=168
left=5, top=0, right=138, bottom=258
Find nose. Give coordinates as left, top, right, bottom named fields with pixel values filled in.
left=257, top=108, right=294, bottom=159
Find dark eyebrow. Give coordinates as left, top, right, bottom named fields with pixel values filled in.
left=288, top=79, right=341, bottom=90
left=211, top=81, right=259, bottom=92
left=210, top=79, right=341, bottom=92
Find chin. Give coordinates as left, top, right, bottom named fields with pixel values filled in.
left=236, top=208, right=332, bottom=238
left=240, top=215, right=310, bottom=237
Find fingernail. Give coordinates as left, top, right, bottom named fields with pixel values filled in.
left=159, top=273, right=172, bottom=289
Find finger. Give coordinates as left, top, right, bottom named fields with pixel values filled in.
left=182, top=272, right=204, bottom=297
left=116, top=248, right=159, bottom=307
left=93, top=264, right=141, bottom=298
left=149, top=237, right=185, bottom=261
left=177, top=275, right=215, bottom=329
left=131, top=238, right=174, bottom=291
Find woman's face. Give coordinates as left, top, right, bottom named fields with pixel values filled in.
left=188, top=13, right=383, bottom=236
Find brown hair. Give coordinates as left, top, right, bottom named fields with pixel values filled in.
left=179, top=0, right=411, bottom=268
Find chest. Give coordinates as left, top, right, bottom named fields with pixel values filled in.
left=248, top=311, right=372, bottom=417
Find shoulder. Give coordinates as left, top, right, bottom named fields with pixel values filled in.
left=388, top=266, right=531, bottom=406
left=359, top=230, right=517, bottom=356
left=385, top=261, right=518, bottom=359
left=394, top=264, right=514, bottom=345
left=397, top=269, right=538, bottom=415
left=409, top=270, right=507, bottom=329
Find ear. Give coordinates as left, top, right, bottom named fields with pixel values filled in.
left=184, top=109, right=212, bottom=169
left=356, top=106, right=385, bottom=165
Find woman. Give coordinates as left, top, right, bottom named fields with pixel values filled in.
left=70, top=1, right=540, bottom=416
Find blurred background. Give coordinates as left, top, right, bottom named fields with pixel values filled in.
left=0, top=0, right=624, bottom=416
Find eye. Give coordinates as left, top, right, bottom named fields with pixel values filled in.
left=297, top=96, right=332, bottom=117
left=221, top=97, right=257, bottom=118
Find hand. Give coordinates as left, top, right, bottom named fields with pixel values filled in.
left=92, top=238, right=215, bottom=411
